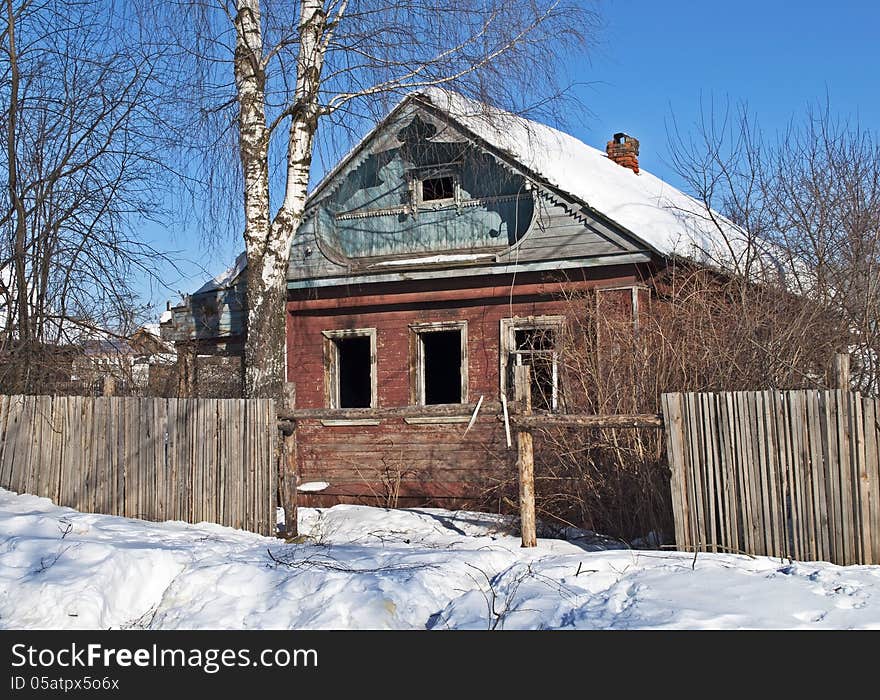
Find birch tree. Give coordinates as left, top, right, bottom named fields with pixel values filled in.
left=145, top=0, right=597, bottom=399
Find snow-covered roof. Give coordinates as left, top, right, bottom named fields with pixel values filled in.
left=140, top=323, right=162, bottom=337
left=194, top=251, right=247, bottom=295
left=414, top=88, right=758, bottom=270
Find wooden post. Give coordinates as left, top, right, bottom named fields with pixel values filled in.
left=834, top=353, right=850, bottom=391
left=514, top=365, right=537, bottom=548
left=102, top=374, right=116, bottom=397
left=280, top=382, right=298, bottom=538
left=176, top=344, right=197, bottom=397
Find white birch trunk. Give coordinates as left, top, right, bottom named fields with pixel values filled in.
left=236, top=0, right=325, bottom=398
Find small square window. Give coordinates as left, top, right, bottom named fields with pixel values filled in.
left=323, top=329, right=377, bottom=409
left=415, top=171, right=458, bottom=206
left=421, top=175, right=454, bottom=202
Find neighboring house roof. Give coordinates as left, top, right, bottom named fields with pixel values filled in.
left=194, top=251, right=248, bottom=295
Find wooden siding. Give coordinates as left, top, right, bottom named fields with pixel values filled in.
left=295, top=416, right=510, bottom=509
left=497, top=194, right=642, bottom=264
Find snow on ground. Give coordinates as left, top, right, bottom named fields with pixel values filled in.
left=1, top=487, right=880, bottom=630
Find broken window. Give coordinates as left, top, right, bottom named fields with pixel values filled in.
left=323, top=329, right=377, bottom=409
left=410, top=321, right=468, bottom=405
left=500, top=317, right=564, bottom=412
left=421, top=175, right=455, bottom=202
left=413, top=170, right=458, bottom=207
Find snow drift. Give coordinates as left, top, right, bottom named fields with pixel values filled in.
left=1, top=488, right=879, bottom=629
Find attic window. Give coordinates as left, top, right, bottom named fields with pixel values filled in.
left=421, top=175, right=454, bottom=201
left=415, top=171, right=458, bottom=206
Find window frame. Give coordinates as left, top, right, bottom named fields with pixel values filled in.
left=409, top=320, right=468, bottom=406
left=322, top=328, right=378, bottom=409
left=412, top=169, right=460, bottom=209
left=499, top=315, right=565, bottom=412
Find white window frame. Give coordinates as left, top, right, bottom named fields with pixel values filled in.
left=409, top=320, right=468, bottom=406
left=499, top=316, right=564, bottom=412
left=322, top=328, right=378, bottom=409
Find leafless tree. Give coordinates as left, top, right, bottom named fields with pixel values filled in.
left=139, top=0, right=600, bottom=398
left=1, top=0, right=174, bottom=393
left=667, top=98, right=880, bottom=393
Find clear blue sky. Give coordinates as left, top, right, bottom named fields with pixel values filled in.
left=569, top=0, right=880, bottom=177
left=138, top=0, right=880, bottom=321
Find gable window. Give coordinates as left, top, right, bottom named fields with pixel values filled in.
left=323, top=328, right=377, bottom=409
left=414, top=170, right=459, bottom=207
left=500, top=316, right=564, bottom=412
left=410, top=321, right=468, bottom=405
left=421, top=175, right=454, bottom=202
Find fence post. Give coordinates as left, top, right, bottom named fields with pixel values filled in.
left=279, top=382, right=298, bottom=538
left=514, top=365, right=537, bottom=548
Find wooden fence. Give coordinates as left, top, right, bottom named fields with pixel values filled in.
left=662, top=390, right=880, bottom=565
left=0, top=395, right=277, bottom=535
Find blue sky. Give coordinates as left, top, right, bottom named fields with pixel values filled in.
left=569, top=0, right=880, bottom=179
left=139, top=0, right=880, bottom=320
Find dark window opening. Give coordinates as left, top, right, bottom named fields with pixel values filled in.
left=511, top=328, right=557, bottom=412
left=422, top=330, right=462, bottom=404
left=421, top=175, right=454, bottom=201
left=336, top=336, right=372, bottom=408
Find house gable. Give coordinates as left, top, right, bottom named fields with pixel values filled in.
left=288, top=97, right=649, bottom=289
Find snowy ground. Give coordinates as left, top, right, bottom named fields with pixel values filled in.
left=1, top=487, right=880, bottom=629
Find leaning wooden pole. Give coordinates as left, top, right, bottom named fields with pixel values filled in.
left=514, top=365, right=537, bottom=548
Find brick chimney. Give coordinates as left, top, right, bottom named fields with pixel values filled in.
left=606, top=132, right=640, bottom=174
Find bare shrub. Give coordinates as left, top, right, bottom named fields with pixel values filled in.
left=505, top=265, right=849, bottom=542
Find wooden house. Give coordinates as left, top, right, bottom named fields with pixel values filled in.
left=167, top=89, right=744, bottom=510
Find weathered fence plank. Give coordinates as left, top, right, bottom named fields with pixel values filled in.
left=866, top=398, right=880, bottom=563
left=0, top=395, right=278, bottom=536
left=661, top=393, right=689, bottom=550
left=663, top=389, right=880, bottom=566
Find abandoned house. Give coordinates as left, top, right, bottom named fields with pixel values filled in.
left=165, top=88, right=747, bottom=510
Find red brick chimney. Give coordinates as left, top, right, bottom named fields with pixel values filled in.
left=606, top=132, right=640, bottom=174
